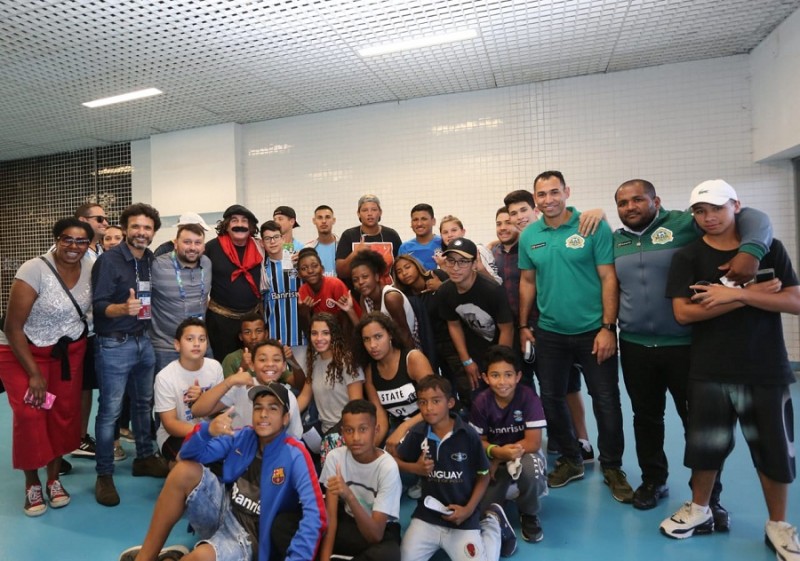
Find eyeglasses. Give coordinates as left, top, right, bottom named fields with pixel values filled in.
left=445, top=258, right=474, bottom=269
left=58, top=236, right=91, bottom=248
left=262, top=234, right=282, bottom=243
left=85, top=215, right=108, bottom=223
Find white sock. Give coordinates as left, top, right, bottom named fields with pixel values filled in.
left=690, top=502, right=710, bottom=515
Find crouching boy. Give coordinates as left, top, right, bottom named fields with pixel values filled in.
left=470, top=345, right=548, bottom=543
left=394, top=375, right=518, bottom=561
left=119, top=382, right=326, bottom=561
left=318, top=399, right=402, bottom=561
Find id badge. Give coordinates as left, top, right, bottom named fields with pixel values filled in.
left=281, top=249, right=294, bottom=271
left=137, top=281, right=152, bottom=320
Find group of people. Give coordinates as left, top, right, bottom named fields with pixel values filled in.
left=0, top=171, right=798, bottom=561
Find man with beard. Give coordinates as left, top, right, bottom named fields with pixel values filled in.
left=150, top=223, right=213, bottom=373
left=305, top=205, right=339, bottom=277
left=613, top=179, right=771, bottom=520
left=204, top=205, right=264, bottom=361
left=92, top=203, right=169, bottom=506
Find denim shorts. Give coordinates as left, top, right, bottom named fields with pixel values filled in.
left=186, top=467, right=253, bottom=561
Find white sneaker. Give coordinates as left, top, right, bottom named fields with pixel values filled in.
left=766, top=521, right=800, bottom=560
left=659, top=502, right=714, bottom=539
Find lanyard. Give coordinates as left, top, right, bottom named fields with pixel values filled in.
left=170, top=251, right=206, bottom=302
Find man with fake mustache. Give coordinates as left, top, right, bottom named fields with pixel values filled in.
left=204, top=205, right=264, bottom=361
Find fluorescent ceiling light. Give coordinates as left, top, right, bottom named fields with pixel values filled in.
left=82, top=88, right=163, bottom=108
left=358, top=29, right=478, bottom=57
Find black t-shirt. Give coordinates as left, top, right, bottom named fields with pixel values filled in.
left=230, top=451, right=262, bottom=555
left=438, top=275, right=513, bottom=367
left=665, top=238, right=797, bottom=385
left=205, top=237, right=262, bottom=311
left=335, top=225, right=403, bottom=289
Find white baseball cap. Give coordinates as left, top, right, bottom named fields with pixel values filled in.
left=689, top=180, right=738, bottom=207
left=175, top=212, right=211, bottom=231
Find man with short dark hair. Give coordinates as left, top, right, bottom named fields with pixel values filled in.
left=74, top=202, right=108, bottom=258
left=92, top=202, right=169, bottom=506
left=150, top=223, right=213, bottom=373
left=399, top=203, right=441, bottom=271
left=260, top=220, right=305, bottom=348
left=518, top=171, right=631, bottom=502
left=306, top=205, right=339, bottom=277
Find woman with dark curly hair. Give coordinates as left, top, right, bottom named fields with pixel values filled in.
left=354, top=312, right=433, bottom=456
left=0, top=217, right=94, bottom=516
left=296, top=313, right=364, bottom=464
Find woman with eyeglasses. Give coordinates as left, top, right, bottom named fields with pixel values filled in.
left=0, top=218, right=94, bottom=517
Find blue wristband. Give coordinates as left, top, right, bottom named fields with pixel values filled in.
left=462, top=358, right=474, bottom=367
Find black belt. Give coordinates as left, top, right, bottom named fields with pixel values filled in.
left=99, top=330, right=146, bottom=341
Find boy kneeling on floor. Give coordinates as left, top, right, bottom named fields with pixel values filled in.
left=119, top=382, right=326, bottom=561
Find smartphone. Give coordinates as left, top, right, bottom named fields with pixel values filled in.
left=23, top=389, right=56, bottom=409
left=755, top=268, right=775, bottom=283
left=691, top=280, right=712, bottom=295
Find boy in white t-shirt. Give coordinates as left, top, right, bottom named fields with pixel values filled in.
left=319, top=399, right=402, bottom=561
left=192, top=339, right=303, bottom=439
left=153, top=318, right=224, bottom=465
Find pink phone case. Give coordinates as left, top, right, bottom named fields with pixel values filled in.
left=23, top=389, right=56, bottom=409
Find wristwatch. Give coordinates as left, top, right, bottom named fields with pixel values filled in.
left=601, top=323, right=616, bottom=332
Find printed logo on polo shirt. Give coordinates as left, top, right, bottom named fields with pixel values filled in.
left=325, top=298, right=337, bottom=309
left=451, top=452, right=467, bottom=462
left=651, top=227, right=674, bottom=245
left=616, top=240, right=632, bottom=248
left=565, top=234, right=585, bottom=249
left=272, top=467, right=285, bottom=485
left=513, top=409, right=523, bottom=422
left=464, top=543, right=478, bottom=558
left=530, top=242, right=546, bottom=250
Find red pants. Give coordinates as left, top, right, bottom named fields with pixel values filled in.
left=0, top=339, right=85, bottom=470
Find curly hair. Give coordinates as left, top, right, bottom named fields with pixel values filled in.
left=352, top=311, right=407, bottom=368
left=305, top=313, right=358, bottom=387
left=216, top=215, right=258, bottom=238
left=350, top=249, right=386, bottom=276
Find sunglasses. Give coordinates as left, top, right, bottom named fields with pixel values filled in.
left=85, top=215, right=108, bottom=223
left=58, top=236, right=91, bottom=248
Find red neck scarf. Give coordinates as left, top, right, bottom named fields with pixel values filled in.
left=218, top=235, right=262, bottom=298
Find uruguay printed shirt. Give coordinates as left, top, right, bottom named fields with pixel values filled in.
left=263, top=258, right=305, bottom=347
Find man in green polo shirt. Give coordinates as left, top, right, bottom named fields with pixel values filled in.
left=518, top=170, right=632, bottom=503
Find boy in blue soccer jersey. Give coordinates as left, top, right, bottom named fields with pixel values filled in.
left=260, top=220, right=305, bottom=348
left=470, top=345, right=548, bottom=544
left=395, top=375, right=517, bottom=561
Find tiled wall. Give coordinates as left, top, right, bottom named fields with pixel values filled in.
left=241, top=54, right=798, bottom=358
left=0, top=145, right=132, bottom=310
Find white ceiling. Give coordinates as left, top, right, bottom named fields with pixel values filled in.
left=2, top=0, right=798, bottom=162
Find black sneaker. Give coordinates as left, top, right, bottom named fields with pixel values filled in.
left=710, top=501, right=730, bottom=532
left=59, top=458, right=73, bottom=476
left=71, top=434, right=96, bottom=458
left=132, top=454, right=169, bottom=478
left=484, top=503, right=517, bottom=557
left=547, top=457, right=584, bottom=488
left=520, top=514, right=544, bottom=543
left=633, top=482, right=669, bottom=510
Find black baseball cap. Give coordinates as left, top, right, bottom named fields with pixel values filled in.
left=273, top=206, right=300, bottom=228
left=248, top=382, right=290, bottom=412
left=442, top=237, right=477, bottom=260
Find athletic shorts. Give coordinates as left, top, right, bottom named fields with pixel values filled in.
left=684, top=380, right=795, bottom=483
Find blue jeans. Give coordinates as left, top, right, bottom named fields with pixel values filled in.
left=94, top=333, right=156, bottom=475
left=535, top=327, right=624, bottom=469
left=154, top=348, right=180, bottom=376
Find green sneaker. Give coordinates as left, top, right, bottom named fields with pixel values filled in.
left=547, top=457, right=584, bottom=488
left=603, top=468, right=634, bottom=503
